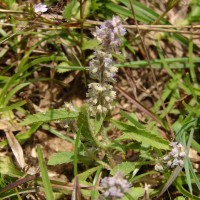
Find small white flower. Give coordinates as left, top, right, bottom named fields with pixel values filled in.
left=167, top=160, right=172, bottom=167
left=34, top=3, right=48, bottom=13
left=179, top=160, right=184, bottom=166
left=105, top=96, right=111, bottom=102
left=179, top=151, right=186, bottom=157
left=163, top=155, right=169, bottom=161
left=171, top=147, right=179, bottom=157
left=155, top=163, right=164, bottom=171
left=97, top=105, right=103, bottom=112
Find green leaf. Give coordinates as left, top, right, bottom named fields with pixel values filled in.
left=110, top=162, right=135, bottom=176
left=74, top=128, right=81, bottom=176
left=191, top=139, right=200, bottom=154
left=82, top=39, right=99, bottom=50
left=120, top=111, right=144, bottom=129
left=24, top=55, right=67, bottom=69
left=122, top=187, right=145, bottom=200
left=175, top=176, right=200, bottom=199
left=63, top=0, right=76, bottom=20
left=3, top=82, right=30, bottom=106
left=42, top=124, right=74, bottom=144
left=116, top=57, right=200, bottom=69
left=112, top=120, right=169, bottom=150
left=158, top=166, right=183, bottom=198
left=188, top=158, right=200, bottom=192
left=37, top=145, right=54, bottom=200
left=0, top=156, right=24, bottom=178
left=106, top=1, right=163, bottom=24
left=77, top=105, right=95, bottom=142
left=48, top=152, right=74, bottom=165
left=57, top=62, right=73, bottom=73
left=0, top=100, right=26, bottom=112
left=94, top=114, right=106, bottom=135
left=175, top=197, right=188, bottom=200
left=20, top=109, right=79, bottom=125
left=78, top=167, right=99, bottom=181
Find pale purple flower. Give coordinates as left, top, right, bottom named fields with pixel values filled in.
left=96, top=16, right=126, bottom=51
left=34, top=3, right=48, bottom=13
left=165, top=141, right=186, bottom=169
left=87, top=16, right=126, bottom=115
left=155, top=141, right=187, bottom=171
left=89, top=50, right=117, bottom=82
left=170, top=147, right=179, bottom=158
left=100, top=172, right=131, bottom=199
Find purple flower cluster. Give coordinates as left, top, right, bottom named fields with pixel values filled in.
left=96, top=16, right=126, bottom=51
left=100, top=172, right=131, bottom=199
left=164, top=141, right=186, bottom=168
left=89, top=51, right=117, bottom=82
left=87, top=16, right=126, bottom=115
left=155, top=141, right=186, bottom=171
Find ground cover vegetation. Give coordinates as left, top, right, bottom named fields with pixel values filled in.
left=0, top=0, right=200, bottom=199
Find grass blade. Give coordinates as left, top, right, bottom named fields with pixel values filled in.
left=37, top=145, right=54, bottom=200
left=74, top=127, right=82, bottom=176
left=157, top=166, right=183, bottom=198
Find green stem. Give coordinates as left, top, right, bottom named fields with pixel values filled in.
left=79, top=0, right=85, bottom=65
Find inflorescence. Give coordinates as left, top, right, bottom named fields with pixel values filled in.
left=155, top=141, right=186, bottom=171
left=100, top=171, right=131, bottom=199
left=87, top=16, right=126, bottom=115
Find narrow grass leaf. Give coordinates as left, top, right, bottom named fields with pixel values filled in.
left=185, top=74, right=198, bottom=102
left=37, top=145, right=54, bottom=200
left=116, top=57, right=200, bottom=69
left=74, top=128, right=81, bottom=176
left=188, top=38, right=197, bottom=83
left=184, top=158, right=193, bottom=194
left=175, top=178, right=200, bottom=199
left=16, top=123, right=42, bottom=144
left=0, top=100, right=26, bottom=112
left=78, top=167, right=99, bottom=181
left=3, top=82, right=30, bottom=107
left=120, top=111, right=144, bottom=129
left=188, top=159, right=200, bottom=191
left=91, top=166, right=102, bottom=200
left=157, top=166, right=183, bottom=198
left=0, top=188, right=37, bottom=199
left=42, top=124, right=74, bottom=144
left=156, top=41, right=177, bottom=79
left=191, top=139, right=200, bottom=154
left=25, top=56, right=67, bottom=69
